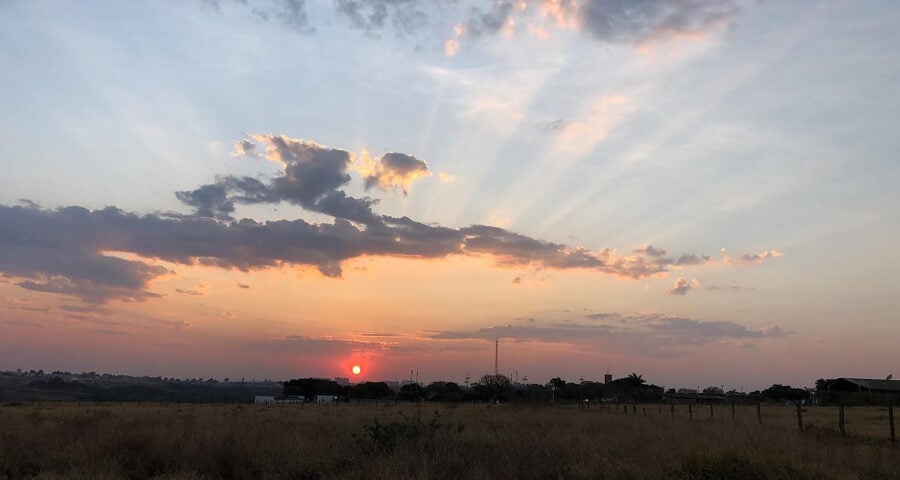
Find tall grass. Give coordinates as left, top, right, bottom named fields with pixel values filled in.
left=0, top=402, right=897, bottom=479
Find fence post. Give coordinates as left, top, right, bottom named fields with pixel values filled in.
left=659, top=404, right=662, bottom=415
left=632, top=405, right=637, bottom=414
left=838, top=403, right=846, bottom=436
left=689, top=403, right=693, bottom=420
left=671, top=403, right=675, bottom=418
left=889, top=401, right=895, bottom=444
left=616, top=402, right=619, bottom=413
left=796, top=402, right=803, bottom=432
left=756, top=402, right=762, bottom=425
left=710, top=403, right=714, bottom=420
left=643, top=406, right=647, bottom=415
left=731, top=402, right=736, bottom=421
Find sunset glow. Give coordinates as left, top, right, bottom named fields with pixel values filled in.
left=1, top=0, right=898, bottom=391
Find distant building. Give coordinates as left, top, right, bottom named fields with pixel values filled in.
left=255, top=395, right=275, bottom=404
left=677, top=388, right=698, bottom=395
left=604, top=373, right=612, bottom=384
left=334, top=377, right=350, bottom=386
left=822, top=378, right=900, bottom=394
left=314, top=394, right=337, bottom=403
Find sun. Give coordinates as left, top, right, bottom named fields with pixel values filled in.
left=351, top=365, right=361, bottom=375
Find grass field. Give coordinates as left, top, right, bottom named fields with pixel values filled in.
left=0, top=402, right=897, bottom=479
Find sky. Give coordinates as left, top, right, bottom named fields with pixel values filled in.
left=1, top=0, right=898, bottom=390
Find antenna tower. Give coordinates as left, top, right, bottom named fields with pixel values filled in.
left=494, top=337, right=500, bottom=377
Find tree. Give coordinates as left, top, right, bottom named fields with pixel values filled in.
left=547, top=377, right=566, bottom=390
left=400, top=383, right=425, bottom=401
left=761, top=384, right=809, bottom=403
left=425, top=381, right=463, bottom=402
left=626, top=373, right=645, bottom=386
left=283, top=378, right=342, bottom=399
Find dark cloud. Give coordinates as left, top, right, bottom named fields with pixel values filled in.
left=237, top=283, right=251, bottom=289
left=537, top=118, right=571, bottom=134
left=459, top=0, right=519, bottom=38
left=334, top=0, right=429, bottom=37
left=633, top=245, right=667, bottom=257
left=578, top=0, right=742, bottom=45
left=1, top=133, right=771, bottom=303
left=178, top=136, right=380, bottom=224
left=363, top=152, right=430, bottom=194
left=175, top=288, right=204, bottom=296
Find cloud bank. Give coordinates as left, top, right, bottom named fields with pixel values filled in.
left=0, top=134, right=779, bottom=303
left=213, top=1, right=746, bottom=53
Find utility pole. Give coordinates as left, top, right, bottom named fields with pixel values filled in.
left=494, top=337, right=500, bottom=377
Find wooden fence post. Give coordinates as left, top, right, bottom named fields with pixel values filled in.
left=731, top=402, right=736, bottom=421
left=710, top=403, right=714, bottom=420
left=889, top=401, right=895, bottom=444
left=838, top=403, right=846, bottom=436
left=796, top=403, right=803, bottom=432
left=632, top=405, right=636, bottom=414
left=659, top=405, right=662, bottom=415
left=671, top=403, right=675, bottom=418
left=756, top=403, right=762, bottom=425
left=643, top=406, right=647, bottom=415
left=688, top=403, right=693, bottom=420
left=616, top=402, right=619, bottom=412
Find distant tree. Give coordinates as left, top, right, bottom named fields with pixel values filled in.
left=815, top=379, right=827, bottom=391
left=761, top=384, right=808, bottom=403
left=283, top=378, right=342, bottom=398
left=702, top=386, right=724, bottom=395
left=400, top=383, right=425, bottom=401
left=425, top=381, right=463, bottom=402
left=626, top=373, right=645, bottom=386
left=348, top=382, right=393, bottom=399
left=547, top=377, right=567, bottom=390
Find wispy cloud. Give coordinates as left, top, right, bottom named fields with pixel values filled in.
left=425, top=312, right=790, bottom=356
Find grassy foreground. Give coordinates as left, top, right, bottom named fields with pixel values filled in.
left=0, top=402, right=897, bottom=480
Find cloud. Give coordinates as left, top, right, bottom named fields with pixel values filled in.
left=0, top=133, right=777, bottom=303
left=246, top=334, right=386, bottom=356
left=237, top=283, right=251, bottom=289
left=667, top=277, right=696, bottom=295
left=706, top=284, right=753, bottom=292
left=444, top=0, right=745, bottom=55
left=427, top=312, right=790, bottom=356
left=639, top=315, right=789, bottom=339
left=740, top=250, right=782, bottom=264
left=360, top=152, right=431, bottom=194
left=175, top=288, right=204, bottom=296
left=577, top=0, right=742, bottom=45
left=634, top=245, right=667, bottom=257
left=178, top=135, right=380, bottom=224
left=333, top=0, right=429, bottom=37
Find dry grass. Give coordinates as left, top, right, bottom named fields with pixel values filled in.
left=0, top=402, right=897, bottom=479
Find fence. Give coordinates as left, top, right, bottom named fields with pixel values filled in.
left=584, top=400, right=896, bottom=444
